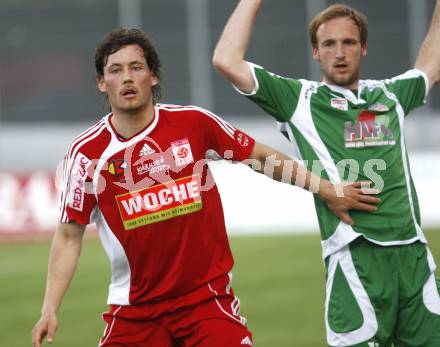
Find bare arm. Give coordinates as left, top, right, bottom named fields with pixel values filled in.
left=212, top=0, right=263, bottom=93
left=415, top=0, right=440, bottom=91
left=248, top=142, right=380, bottom=225
left=32, top=222, right=86, bottom=347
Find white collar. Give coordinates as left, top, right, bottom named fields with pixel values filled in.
left=323, top=80, right=366, bottom=105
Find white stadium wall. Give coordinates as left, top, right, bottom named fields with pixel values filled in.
left=0, top=154, right=439, bottom=238
left=0, top=118, right=439, bottom=238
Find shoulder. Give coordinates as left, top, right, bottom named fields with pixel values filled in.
left=361, top=69, right=427, bottom=91
left=299, top=79, right=324, bottom=98
left=382, top=69, right=427, bottom=84
left=157, top=103, right=227, bottom=124
left=156, top=103, right=235, bottom=137
left=65, top=116, right=110, bottom=160
left=360, top=78, right=387, bottom=93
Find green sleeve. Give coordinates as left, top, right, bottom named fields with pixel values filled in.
left=384, top=69, right=428, bottom=115
left=235, top=62, right=302, bottom=122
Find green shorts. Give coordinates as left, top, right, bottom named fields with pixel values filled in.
left=324, top=239, right=440, bottom=347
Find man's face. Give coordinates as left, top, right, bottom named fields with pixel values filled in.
left=312, top=16, right=367, bottom=89
left=97, top=44, right=158, bottom=114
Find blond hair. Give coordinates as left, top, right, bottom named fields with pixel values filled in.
left=309, top=4, right=368, bottom=48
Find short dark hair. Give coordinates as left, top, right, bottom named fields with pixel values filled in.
left=309, top=4, right=368, bottom=48
left=95, top=28, right=162, bottom=104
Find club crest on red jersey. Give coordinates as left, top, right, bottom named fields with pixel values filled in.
left=171, top=138, right=194, bottom=167
left=235, top=130, right=250, bottom=147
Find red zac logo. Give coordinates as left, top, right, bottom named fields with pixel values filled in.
left=67, top=153, right=91, bottom=212
left=108, top=159, right=127, bottom=176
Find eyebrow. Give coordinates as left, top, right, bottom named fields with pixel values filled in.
left=107, top=60, right=146, bottom=68
left=321, top=37, right=359, bottom=44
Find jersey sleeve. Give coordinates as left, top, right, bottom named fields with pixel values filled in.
left=59, top=151, right=97, bottom=225
left=195, top=108, right=255, bottom=161
left=383, top=69, right=429, bottom=115
left=233, top=62, right=302, bottom=122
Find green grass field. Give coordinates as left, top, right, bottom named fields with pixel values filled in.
left=1, top=230, right=439, bottom=346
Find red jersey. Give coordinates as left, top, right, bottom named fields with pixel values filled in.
left=60, top=104, right=255, bottom=308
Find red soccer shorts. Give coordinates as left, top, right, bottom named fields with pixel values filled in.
left=99, top=276, right=253, bottom=347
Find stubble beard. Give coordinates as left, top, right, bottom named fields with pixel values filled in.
left=325, top=68, right=360, bottom=89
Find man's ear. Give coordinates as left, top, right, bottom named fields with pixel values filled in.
left=151, top=74, right=159, bottom=87
left=97, top=75, right=106, bottom=93
left=312, top=46, right=320, bottom=62
left=361, top=43, right=368, bottom=57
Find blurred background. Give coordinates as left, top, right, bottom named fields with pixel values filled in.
left=0, top=1, right=439, bottom=346
left=0, top=0, right=439, bottom=236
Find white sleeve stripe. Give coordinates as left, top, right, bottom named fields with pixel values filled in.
left=201, top=112, right=235, bottom=139
left=413, top=68, right=430, bottom=99
left=387, top=69, right=429, bottom=99
left=60, top=123, right=105, bottom=222
left=159, top=103, right=236, bottom=133
left=66, top=121, right=105, bottom=162
left=62, top=122, right=105, bottom=197
left=59, top=124, right=107, bottom=222
left=197, top=107, right=236, bottom=136
left=58, top=157, right=68, bottom=221
left=185, top=105, right=236, bottom=138
left=203, top=109, right=236, bottom=134
left=232, top=61, right=260, bottom=96
left=157, top=104, right=236, bottom=139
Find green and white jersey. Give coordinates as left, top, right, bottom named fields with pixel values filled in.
left=236, top=62, right=429, bottom=258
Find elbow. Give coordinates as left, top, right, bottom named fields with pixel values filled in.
left=212, top=51, right=227, bottom=74
left=212, top=50, right=235, bottom=76
left=432, top=71, right=440, bottom=89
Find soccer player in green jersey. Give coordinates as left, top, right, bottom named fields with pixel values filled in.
left=213, top=1, right=440, bottom=346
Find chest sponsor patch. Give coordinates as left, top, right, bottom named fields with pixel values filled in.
left=368, top=102, right=389, bottom=112
left=135, top=155, right=170, bottom=176
left=108, top=159, right=127, bottom=176
left=171, top=138, right=194, bottom=167
left=115, top=174, right=202, bottom=230
left=67, top=153, right=92, bottom=211
left=331, top=98, right=348, bottom=111
left=345, top=110, right=395, bottom=148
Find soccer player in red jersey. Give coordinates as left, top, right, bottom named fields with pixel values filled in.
left=31, top=28, right=380, bottom=347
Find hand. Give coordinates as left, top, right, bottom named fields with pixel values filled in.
left=32, top=313, right=58, bottom=347
left=319, top=180, right=381, bottom=225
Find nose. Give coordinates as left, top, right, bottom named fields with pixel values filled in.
left=335, top=42, right=345, bottom=59
left=122, top=67, right=133, bottom=83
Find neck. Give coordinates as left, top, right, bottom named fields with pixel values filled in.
left=111, top=102, right=155, bottom=138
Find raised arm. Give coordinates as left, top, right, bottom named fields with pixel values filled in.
left=248, top=142, right=380, bottom=225
left=213, top=0, right=263, bottom=93
left=32, top=222, right=86, bottom=347
left=415, top=0, right=440, bottom=91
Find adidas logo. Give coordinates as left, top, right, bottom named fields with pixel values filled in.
left=139, top=143, right=155, bottom=157
left=241, top=336, right=253, bottom=346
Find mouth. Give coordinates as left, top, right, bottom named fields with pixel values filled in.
left=121, top=87, right=138, bottom=98
left=334, top=63, right=349, bottom=71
